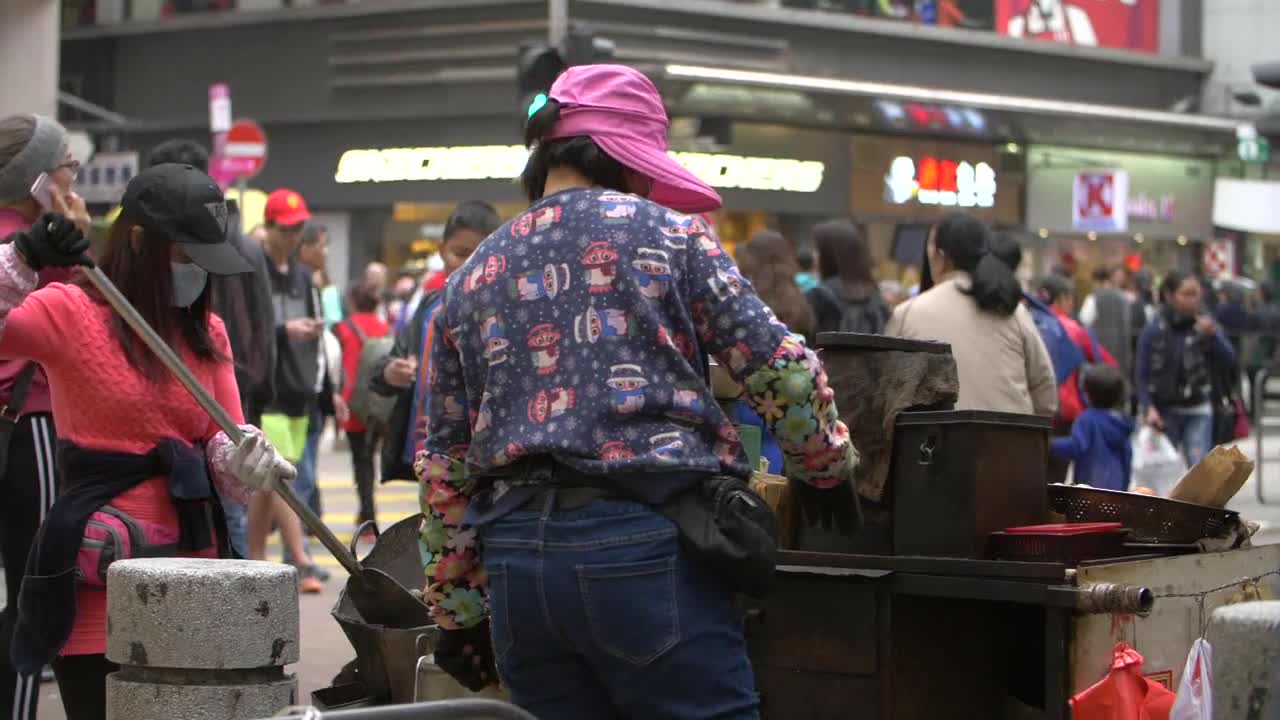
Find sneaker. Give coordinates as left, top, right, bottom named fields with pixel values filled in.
left=312, top=565, right=332, bottom=583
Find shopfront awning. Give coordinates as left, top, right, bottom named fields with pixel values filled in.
left=658, top=64, right=1239, bottom=157
left=1214, top=178, right=1280, bottom=234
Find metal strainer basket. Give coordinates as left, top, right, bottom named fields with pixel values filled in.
left=331, top=513, right=434, bottom=705
left=1048, top=484, right=1238, bottom=544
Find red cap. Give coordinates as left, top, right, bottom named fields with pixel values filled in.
left=264, top=188, right=311, bottom=227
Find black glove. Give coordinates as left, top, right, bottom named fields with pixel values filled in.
left=12, top=214, right=93, bottom=271
left=434, top=620, right=498, bottom=692
left=794, top=479, right=862, bottom=536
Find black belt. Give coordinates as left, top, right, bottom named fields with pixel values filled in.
left=517, top=486, right=616, bottom=512
left=475, top=456, right=620, bottom=512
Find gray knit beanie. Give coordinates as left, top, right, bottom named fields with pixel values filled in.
left=0, top=114, right=68, bottom=205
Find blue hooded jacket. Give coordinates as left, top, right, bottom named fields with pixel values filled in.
left=1051, top=409, right=1135, bottom=491
left=1023, top=292, right=1082, bottom=386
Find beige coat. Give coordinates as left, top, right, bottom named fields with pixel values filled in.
left=886, top=274, right=1057, bottom=417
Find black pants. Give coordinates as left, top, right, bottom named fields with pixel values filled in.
left=0, top=414, right=58, bottom=720
left=348, top=430, right=379, bottom=525
left=51, top=654, right=117, bottom=720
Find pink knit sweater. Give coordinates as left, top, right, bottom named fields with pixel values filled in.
left=0, top=244, right=245, bottom=656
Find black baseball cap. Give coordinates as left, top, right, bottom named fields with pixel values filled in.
left=120, top=163, right=252, bottom=275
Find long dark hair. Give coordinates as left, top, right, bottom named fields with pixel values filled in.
left=813, top=219, right=875, bottom=300
left=78, top=216, right=225, bottom=380
left=1159, top=269, right=1195, bottom=304
left=736, top=230, right=815, bottom=337
left=521, top=99, right=630, bottom=203
left=933, top=212, right=1020, bottom=316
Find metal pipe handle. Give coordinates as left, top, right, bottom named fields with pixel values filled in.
left=81, top=267, right=364, bottom=578
left=1072, top=582, right=1155, bottom=615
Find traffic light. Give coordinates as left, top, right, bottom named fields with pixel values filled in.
left=1252, top=61, right=1280, bottom=90
left=516, top=27, right=615, bottom=123
left=1251, top=62, right=1280, bottom=137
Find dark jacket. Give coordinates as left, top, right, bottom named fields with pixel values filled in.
left=370, top=292, right=437, bottom=483
left=212, top=201, right=275, bottom=425
left=12, top=439, right=226, bottom=673
left=1135, top=309, right=1236, bottom=411
left=1088, top=287, right=1133, bottom=381
left=806, top=278, right=889, bottom=336
left=1051, top=409, right=1134, bottom=491
left=264, top=250, right=325, bottom=418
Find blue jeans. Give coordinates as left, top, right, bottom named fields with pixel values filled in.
left=479, top=495, right=760, bottom=720
left=221, top=498, right=248, bottom=559
left=283, top=407, right=323, bottom=564
left=1161, top=409, right=1213, bottom=468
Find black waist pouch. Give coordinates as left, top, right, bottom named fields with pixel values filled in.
left=658, top=475, right=778, bottom=598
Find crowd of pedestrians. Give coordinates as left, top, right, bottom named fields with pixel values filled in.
left=0, top=94, right=1278, bottom=719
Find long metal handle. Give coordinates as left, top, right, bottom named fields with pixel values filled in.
left=81, top=266, right=364, bottom=577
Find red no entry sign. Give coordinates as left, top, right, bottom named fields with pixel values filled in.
left=218, top=119, right=268, bottom=179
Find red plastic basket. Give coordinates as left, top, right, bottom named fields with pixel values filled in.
left=989, top=523, right=1128, bottom=564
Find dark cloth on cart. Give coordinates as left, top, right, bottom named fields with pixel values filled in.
left=824, top=347, right=959, bottom=502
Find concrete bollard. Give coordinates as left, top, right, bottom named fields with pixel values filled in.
left=105, top=558, right=300, bottom=720
left=1207, top=600, right=1280, bottom=720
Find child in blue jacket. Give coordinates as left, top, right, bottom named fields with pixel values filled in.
left=1051, top=365, right=1135, bottom=491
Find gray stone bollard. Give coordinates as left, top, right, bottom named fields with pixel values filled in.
left=105, top=558, right=300, bottom=720
left=1207, top=600, right=1280, bottom=720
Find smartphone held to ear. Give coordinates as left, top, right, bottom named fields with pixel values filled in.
left=29, top=172, right=55, bottom=211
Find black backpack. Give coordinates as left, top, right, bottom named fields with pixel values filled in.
left=814, top=285, right=887, bottom=335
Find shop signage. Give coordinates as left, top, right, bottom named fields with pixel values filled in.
left=334, top=145, right=825, bottom=193
left=996, top=0, right=1158, bottom=54
left=1072, top=170, right=1129, bottom=232
left=1204, top=240, right=1235, bottom=279
left=1128, top=192, right=1176, bottom=223
left=78, top=151, right=138, bottom=205
left=884, top=155, right=997, bottom=208
left=1238, top=137, right=1271, bottom=164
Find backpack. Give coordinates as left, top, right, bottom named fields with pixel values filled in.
left=343, top=320, right=396, bottom=433
left=815, top=284, right=887, bottom=335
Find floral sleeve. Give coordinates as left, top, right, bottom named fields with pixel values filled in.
left=681, top=224, right=857, bottom=489
left=414, top=310, right=485, bottom=630
left=741, top=334, right=857, bottom=488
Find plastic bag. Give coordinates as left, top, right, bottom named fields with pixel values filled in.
left=1170, top=638, right=1213, bottom=720
left=1071, top=642, right=1176, bottom=720
left=1131, top=427, right=1187, bottom=496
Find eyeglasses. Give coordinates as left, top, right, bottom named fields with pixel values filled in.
left=54, top=160, right=81, bottom=181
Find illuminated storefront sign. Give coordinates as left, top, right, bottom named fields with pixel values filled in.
left=884, top=155, right=997, bottom=208
left=334, top=145, right=825, bottom=193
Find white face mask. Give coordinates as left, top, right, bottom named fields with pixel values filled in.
left=171, top=262, right=208, bottom=307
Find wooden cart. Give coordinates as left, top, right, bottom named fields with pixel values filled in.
left=745, top=545, right=1280, bottom=719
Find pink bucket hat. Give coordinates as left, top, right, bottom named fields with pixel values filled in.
left=546, top=64, right=722, bottom=214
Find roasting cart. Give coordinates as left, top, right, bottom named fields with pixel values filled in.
left=744, top=333, right=1280, bottom=719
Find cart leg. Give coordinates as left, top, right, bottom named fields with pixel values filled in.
left=1043, top=608, right=1069, bottom=720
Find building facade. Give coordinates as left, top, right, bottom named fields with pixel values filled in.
left=56, top=0, right=1238, bottom=283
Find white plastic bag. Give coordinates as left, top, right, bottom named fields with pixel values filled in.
left=1130, top=427, right=1186, bottom=496
left=1171, top=638, right=1213, bottom=720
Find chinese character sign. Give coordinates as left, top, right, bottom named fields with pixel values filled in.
left=884, top=155, right=997, bottom=208
left=1073, top=170, right=1129, bottom=232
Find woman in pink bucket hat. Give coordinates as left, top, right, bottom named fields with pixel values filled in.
left=417, top=64, right=859, bottom=718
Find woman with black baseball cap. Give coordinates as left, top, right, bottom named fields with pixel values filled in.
left=0, top=163, right=294, bottom=720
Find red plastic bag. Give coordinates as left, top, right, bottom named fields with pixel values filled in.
left=1071, top=643, right=1176, bottom=720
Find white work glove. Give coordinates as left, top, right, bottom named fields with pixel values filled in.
left=227, top=425, right=296, bottom=492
